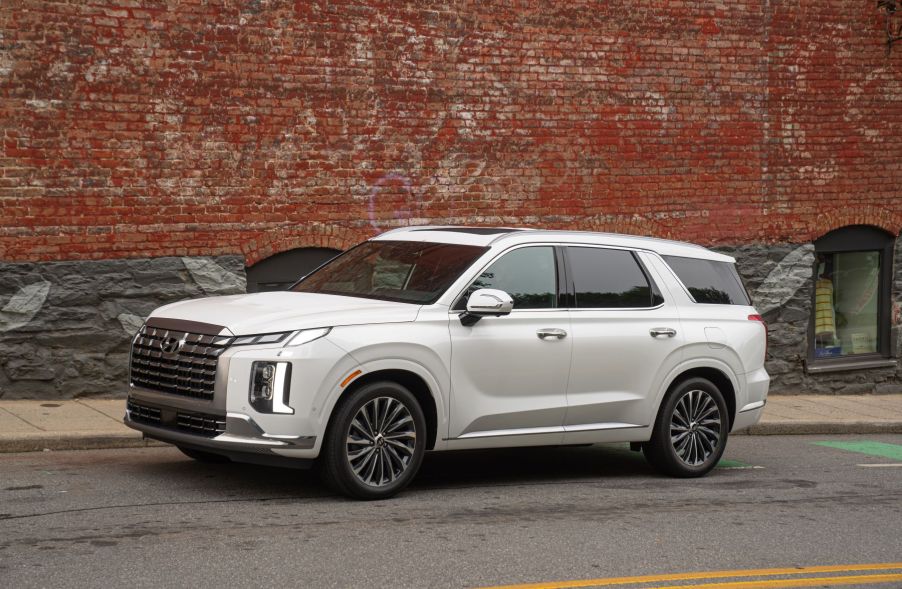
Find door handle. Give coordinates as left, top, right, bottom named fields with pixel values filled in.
left=537, top=328, right=567, bottom=340
left=649, top=327, right=677, bottom=338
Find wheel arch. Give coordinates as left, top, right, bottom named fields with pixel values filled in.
left=657, top=362, right=740, bottom=431
left=325, top=364, right=443, bottom=451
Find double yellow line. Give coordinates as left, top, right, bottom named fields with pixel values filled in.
left=479, top=563, right=902, bottom=589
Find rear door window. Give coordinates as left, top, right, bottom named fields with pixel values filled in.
left=567, top=247, right=662, bottom=308
left=663, top=255, right=751, bottom=305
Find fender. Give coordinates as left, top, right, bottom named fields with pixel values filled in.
left=653, top=356, right=744, bottom=420
left=319, top=357, right=449, bottom=452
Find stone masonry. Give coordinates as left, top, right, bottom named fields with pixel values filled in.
left=0, top=256, right=245, bottom=398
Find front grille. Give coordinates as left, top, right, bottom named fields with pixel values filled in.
left=127, top=399, right=161, bottom=425
left=177, top=412, right=227, bottom=437
left=128, top=399, right=226, bottom=438
left=130, top=325, right=233, bottom=399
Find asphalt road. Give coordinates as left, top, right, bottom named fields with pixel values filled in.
left=1, top=435, right=901, bottom=588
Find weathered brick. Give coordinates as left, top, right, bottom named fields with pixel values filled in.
left=0, top=1, right=900, bottom=266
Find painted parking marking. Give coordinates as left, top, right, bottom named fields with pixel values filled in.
left=813, top=440, right=902, bottom=462
left=476, top=562, right=902, bottom=589
left=716, top=458, right=763, bottom=470
left=601, top=444, right=761, bottom=470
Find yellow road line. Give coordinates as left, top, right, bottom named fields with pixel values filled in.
left=478, top=563, right=902, bottom=589
left=647, top=572, right=902, bottom=589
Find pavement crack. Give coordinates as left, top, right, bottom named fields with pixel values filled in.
left=0, top=495, right=319, bottom=522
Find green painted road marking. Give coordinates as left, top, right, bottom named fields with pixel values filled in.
left=716, top=458, right=754, bottom=469
left=601, top=444, right=759, bottom=469
left=814, top=440, right=902, bottom=462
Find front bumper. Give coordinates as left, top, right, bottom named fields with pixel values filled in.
left=124, top=396, right=317, bottom=468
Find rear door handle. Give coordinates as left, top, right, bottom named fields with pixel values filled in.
left=649, top=327, right=677, bottom=338
left=537, top=328, right=567, bottom=340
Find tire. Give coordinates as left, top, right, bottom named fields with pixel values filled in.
left=643, top=377, right=728, bottom=477
left=178, top=446, right=231, bottom=463
left=318, top=380, right=427, bottom=500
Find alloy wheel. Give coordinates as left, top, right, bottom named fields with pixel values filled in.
left=670, top=389, right=722, bottom=466
left=346, top=396, right=417, bottom=487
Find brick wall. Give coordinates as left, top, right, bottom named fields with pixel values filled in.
left=2, top=0, right=901, bottom=265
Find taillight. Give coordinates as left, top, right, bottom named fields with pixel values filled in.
left=748, top=314, right=767, bottom=362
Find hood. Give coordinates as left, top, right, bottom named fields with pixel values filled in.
left=149, top=291, right=420, bottom=335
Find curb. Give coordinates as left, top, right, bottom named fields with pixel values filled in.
left=0, top=433, right=166, bottom=454
left=1, top=423, right=901, bottom=453
left=737, top=421, right=902, bottom=435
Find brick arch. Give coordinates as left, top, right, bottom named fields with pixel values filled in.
left=575, top=214, right=675, bottom=240
left=241, top=224, right=367, bottom=266
left=810, top=205, right=902, bottom=241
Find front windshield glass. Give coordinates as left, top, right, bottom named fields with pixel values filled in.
left=292, top=240, right=488, bottom=304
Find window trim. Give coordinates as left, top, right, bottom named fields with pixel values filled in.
left=559, top=244, right=666, bottom=311
left=806, top=225, right=896, bottom=371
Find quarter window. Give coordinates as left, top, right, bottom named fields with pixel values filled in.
left=567, top=247, right=661, bottom=308
left=663, top=256, right=751, bottom=305
left=462, top=246, right=558, bottom=310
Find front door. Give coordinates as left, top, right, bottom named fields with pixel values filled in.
left=448, top=245, right=571, bottom=440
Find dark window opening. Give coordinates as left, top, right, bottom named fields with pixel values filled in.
left=246, top=247, right=342, bottom=293
left=811, top=225, right=895, bottom=362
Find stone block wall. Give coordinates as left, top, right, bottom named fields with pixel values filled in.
left=719, top=241, right=902, bottom=395
left=0, top=256, right=245, bottom=398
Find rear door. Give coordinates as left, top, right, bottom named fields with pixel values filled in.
left=562, top=246, right=684, bottom=440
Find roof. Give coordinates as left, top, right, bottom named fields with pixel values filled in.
left=372, top=226, right=734, bottom=262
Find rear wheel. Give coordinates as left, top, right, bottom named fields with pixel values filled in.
left=644, top=377, right=728, bottom=477
left=318, top=380, right=426, bottom=500
left=178, top=446, right=230, bottom=463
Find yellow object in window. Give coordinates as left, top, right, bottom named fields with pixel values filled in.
left=814, top=277, right=836, bottom=339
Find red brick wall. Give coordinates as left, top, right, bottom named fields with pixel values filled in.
left=2, top=1, right=901, bottom=265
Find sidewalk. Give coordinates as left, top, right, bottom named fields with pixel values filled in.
left=1, top=395, right=902, bottom=453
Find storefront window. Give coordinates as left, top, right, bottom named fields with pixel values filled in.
left=811, top=226, right=895, bottom=363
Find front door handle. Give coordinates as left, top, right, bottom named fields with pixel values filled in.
left=537, top=328, right=567, bottom=340
left=649, top=327, right=677, bottom=338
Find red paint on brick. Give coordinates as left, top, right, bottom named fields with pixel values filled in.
left=1, top=1, right=901, bottom=265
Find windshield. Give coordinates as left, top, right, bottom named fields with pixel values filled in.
left=292, top=240, right=488, bottom=304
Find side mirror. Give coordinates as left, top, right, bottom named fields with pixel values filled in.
left=461, top=289, right=514, bottom=326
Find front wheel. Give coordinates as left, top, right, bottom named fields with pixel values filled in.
left=644, top=377, right=728, bottom=477
left=318, top=381, right=426, bottom=500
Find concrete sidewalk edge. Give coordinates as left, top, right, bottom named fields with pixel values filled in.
left=2, top=422, right=902, bottom=453
left=0, top=433, right=166, bottom=453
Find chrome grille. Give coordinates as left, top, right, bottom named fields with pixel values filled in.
left=127, top=400, right=226, bottom=438
left=130, top=325, right=233, bottom=399
left=127, top=399, right=161, bottom=425
left=177, top=412, right=227, bottom=437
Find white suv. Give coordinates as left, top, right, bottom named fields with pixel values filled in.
left=125, top=227, right=769, bottom=499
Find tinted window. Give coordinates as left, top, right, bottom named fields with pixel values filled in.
left=663, top=255, right=750, bottom=305
left=568, top=247, right=659, bottom=308
left=461, top=246, right=557, bottom=309
left=293, top=241, right=486, bottom=304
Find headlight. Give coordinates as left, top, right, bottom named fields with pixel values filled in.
left=232, top=332, right=291, bottom=346
left=285, top=327, right=331, bottom=347
left=250, top=361, right=293, bottom=414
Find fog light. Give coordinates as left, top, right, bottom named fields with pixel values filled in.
left=250, top=361, right=293, bottom=414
